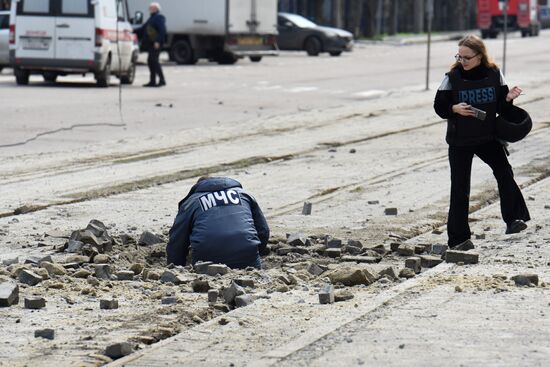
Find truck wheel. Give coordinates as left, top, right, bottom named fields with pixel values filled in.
left=171, top=40, right=197, bottom=65
left=481, top=30, right=489, bottom=39
left=96, top=59, right=111, bottom=88
left=43, top=72, right=58, bottom=83
left=305, top=37, right=322, bottom=56
left=120, top=61, right=136, bottom=85
left=15, top=68, right=30, bottom=85
left=521, top=30, right=528, bottom=37
left=217, top=52, right=238, bottom=65
left=249, top=56, right=262, bottom=63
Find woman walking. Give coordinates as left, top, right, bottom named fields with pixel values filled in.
left=434, top=34, right=530, bottom=250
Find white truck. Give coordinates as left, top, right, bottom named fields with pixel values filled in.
left=127, top=0, right=278, bottom=65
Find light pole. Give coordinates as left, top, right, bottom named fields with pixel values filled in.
left=502, top=0, right=508, bottom=75
left=425, top=0, right=434, bottom=90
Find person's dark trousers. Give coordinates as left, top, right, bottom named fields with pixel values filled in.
left=447, top=140, right=530, bottom=247
left=147, top=48, right=165, bottom=85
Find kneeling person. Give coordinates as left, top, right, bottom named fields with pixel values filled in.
left=167, top=177, right=269, bottom=269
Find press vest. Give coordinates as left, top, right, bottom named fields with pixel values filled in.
left=446, top=68, right=501, bottom=146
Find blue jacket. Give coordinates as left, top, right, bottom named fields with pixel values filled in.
left=166, top=177, right=270, bottom=269
left=140, top=12, right=166, bottom=47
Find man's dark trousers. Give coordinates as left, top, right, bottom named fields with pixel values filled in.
left=447, top=140, right=530, bottom=246
left=147, top=48, right=165, bottom=85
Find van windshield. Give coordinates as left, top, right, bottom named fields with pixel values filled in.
left=17, top=0, right=93, bottom=17
left=61, top=0, right=88, bottom=16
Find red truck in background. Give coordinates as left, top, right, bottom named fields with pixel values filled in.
left=478, top=0, right=541, bottom=38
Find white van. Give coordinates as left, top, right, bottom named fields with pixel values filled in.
left=9, top=0, right=138, bottom=87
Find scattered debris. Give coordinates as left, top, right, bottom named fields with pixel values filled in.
left=302, top=202, right=313, bottom=215
left=34, top=329, right=55, bottom=340
left=105, top=342, right=133, bottom=359
left=445, top=251, right=479, bottom=265
left=0, top=282, right=19, bottom=307
left=319, top=284, right=335, bottom=304
left=511, top=274, right=539, bottom=287
left=24, top=297, right=46, bottom=310
left=384, top=208, right=398, bottom=216
left=100, top=299, right=119, bottom=310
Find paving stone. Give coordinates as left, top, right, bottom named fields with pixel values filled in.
left=160, top=270, right=184, bottom=284
left=414, top=244, right=429, bottom=254
left=2, top=257, right=19, bottom=266
left=319, top=284, right=335, bottom=304
left=302, top=202, right=313, bottom=215
left=342, top=245, right=362, bottom=255
left=405, top=257, right=422, bottom=274
left=432, top=229, right=443, bottom=235
left=25, top=255, right=53, bottom=266
left=138, top=231, right=163, bottom=246
left=94, top=264, right=113, bottom=280
left=278, top=275, right=293, bottom=285
left=475, top=233, right=486, bottom=240
left=511, top=274, right=539, bottom=286
left=324, top=248, right=342, bottom=258
left=341, top=255, right=380, bottom=264
left=390, top=242, right=402, bottom=252
left=445, top=251, right=479, bottom=265
left=161, top=297, right=178, bottom=305
left=277, top=247, right=294, bottom=256
left=116, top=271, right=135, bottom=281
left=222, top=281, right=245, bottom=305
left=397, top=244, right=415, bottom=256
left=378, top=266, right=398, bottom=280
left=326, top=238, right=343, bottom=248
left=191, top=279, right=210, bottom=293
left=235, top=294, right=254, bottom=308
left=40, top=262, right=67, bottom=276
left=18, top=270, right=43, bottom=286
left=419, top=255, right=444, bottom=268
left=307, top=263, right=326, bottom=277
left=384, top=208, right=398, bottom=216
left=146, top=271, right=160, bottom=281
left=431, top=243, right=449, bottom=256
left=73, top=269, right=92, bottom=279
left=334, top=289, right=354, bottom=302
left=100, top=299, right=119, bottom=310
left=194, top=261, right=214, bottom=274
left=86, top=220, right=108, bottom=237
left=129, top=263, right=144, bottom=275
left=24, top=297, right=46, bottom=309
left=87, top=276, right=100, bottom=287
left=326, top=266, right=376, bottom=286
left=367, top=200, right=380, bottom=205
left=93, top=254, right=110, bottom=264
left=399, top=268, right=416, bottom=279
left=207, top=264, right=230, bottom=276
left=287, top=233, right=307, bottom=247
left=34, top=329, right=55, bottom=340
left=63, top=255, right=90, bottom=264
left=66, top=240, right=84, bottom=253
left=208, top=290, right=218, bottom=303
left=105, top=342, right=132, bottom=359
left=234, top=278, right=255, bottom=288
left=0, top=282, right=19, bottom=307
left=347, top=240, right=363, bottom=249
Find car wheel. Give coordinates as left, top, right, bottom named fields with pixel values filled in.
left=329, top=51, right=342, bottom=57
left=15, top=68, right=30, bottom=85
left=96, top=59, right=111, bottom=88
left=120, top=61, right=136, bottom=85
left=305, top=37, right=322, bottom=56
left=171, top=39, right=197, bottom=65
left=43, top=72, right=58, bottom=83
left=249, top=56, right=262, bottom=63
left=0, top=67, right=3, bottom=73
left=216, top=52, right=239, bottom=65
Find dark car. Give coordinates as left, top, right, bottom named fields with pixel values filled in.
left=277, top=12, right=353, bottom=56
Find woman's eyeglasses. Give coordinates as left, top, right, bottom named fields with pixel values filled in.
left=455, top=53, right=479, bottom=63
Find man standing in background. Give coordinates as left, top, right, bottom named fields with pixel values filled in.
left=139, top=2, right=166, bottom=87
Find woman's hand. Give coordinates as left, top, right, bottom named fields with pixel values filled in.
left=506, top=86, right=522, bottom=102
left=452, top=103, right=476, bottom=117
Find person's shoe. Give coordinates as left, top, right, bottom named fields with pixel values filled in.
left=451, top=239, right=475, bottom=251
left=158, top=80, right=166, bottom=87
left=143, top=82, right=157, bottom=87
left=506, top=220, right=527, bottom=234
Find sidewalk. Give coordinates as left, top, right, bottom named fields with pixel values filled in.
left=357, top=30, right=479, bottom=46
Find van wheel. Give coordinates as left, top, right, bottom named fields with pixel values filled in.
left=15, top=68, right=30, bottom=85
left=171, top=39, right=197, bottom=65
left=217, top=52, right=238, bottom=65
left=43, top=72, right=58, bottom=83
left=120, top=61, right=136, bottom=85
left=249, top=56, right=262, bottom=63
left=305, top=37, right=322, bottom=56
left=96, top=59, right=111, bottom=88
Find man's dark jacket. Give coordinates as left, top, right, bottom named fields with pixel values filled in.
left=138, top=11, right=166, bottom=50
left=166, top=177, right=270, bottom=269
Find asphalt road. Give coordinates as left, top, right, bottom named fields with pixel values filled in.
left=1, top=30, right=549, bottom=156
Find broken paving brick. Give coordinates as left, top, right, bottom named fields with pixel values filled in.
left=18, top=269, right=43, bottom=286
left=384, top=208, right=398, bottom=216
left=100, top=299, right=119, bottom=310
left=334, top=289, right=354, bottom=302
left=405, top=257, right=422, bottom=274
left=399, top=268, right=416, bottom=279
left=397, top=244, right=415, bottom=257
left=94, top=264, right=113, bottom=280
left=324, top=248, right=342, bottom=258
left=191, top=279, right=210, bottom=293
left=287, top=233, right=307, bottom=247
left=206, top=264, right=230, bottom=276
left=319, top=284, right=335, bottom=304
left=116, top=271, right=135, bottom=281
left=511, top=274, right=539, bottom=286
left=208, top=290, right=218, bottom=303
left=431, top=243, right=448, bottom=256
left=138, top=231, right=163, bottom=246
left=234, top=278, right=255, bottom=288
left=235, top=294, right=254, bottom=308
left=445, top=251, right=479, bottom=265
left=193, top=261, right=213, bottom=274
left=341, top=255, right=380, bottom=264
left=302, top=202, right=313, bottom=215
left=419, top=255, right=444, bottom=268
left=222, top=282, right=245, bottom=305
left=35, top=329, right=55, bottom=340
left=0, top=282, right=19, bottom=307
left=105, top=342, right=133, bottom=359
left=24, top=297, right=46, bottom=310
left=326, top=238, right=343, bottom=248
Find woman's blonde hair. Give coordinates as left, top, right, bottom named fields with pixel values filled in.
left=451, top=34, right=498, bottom=70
